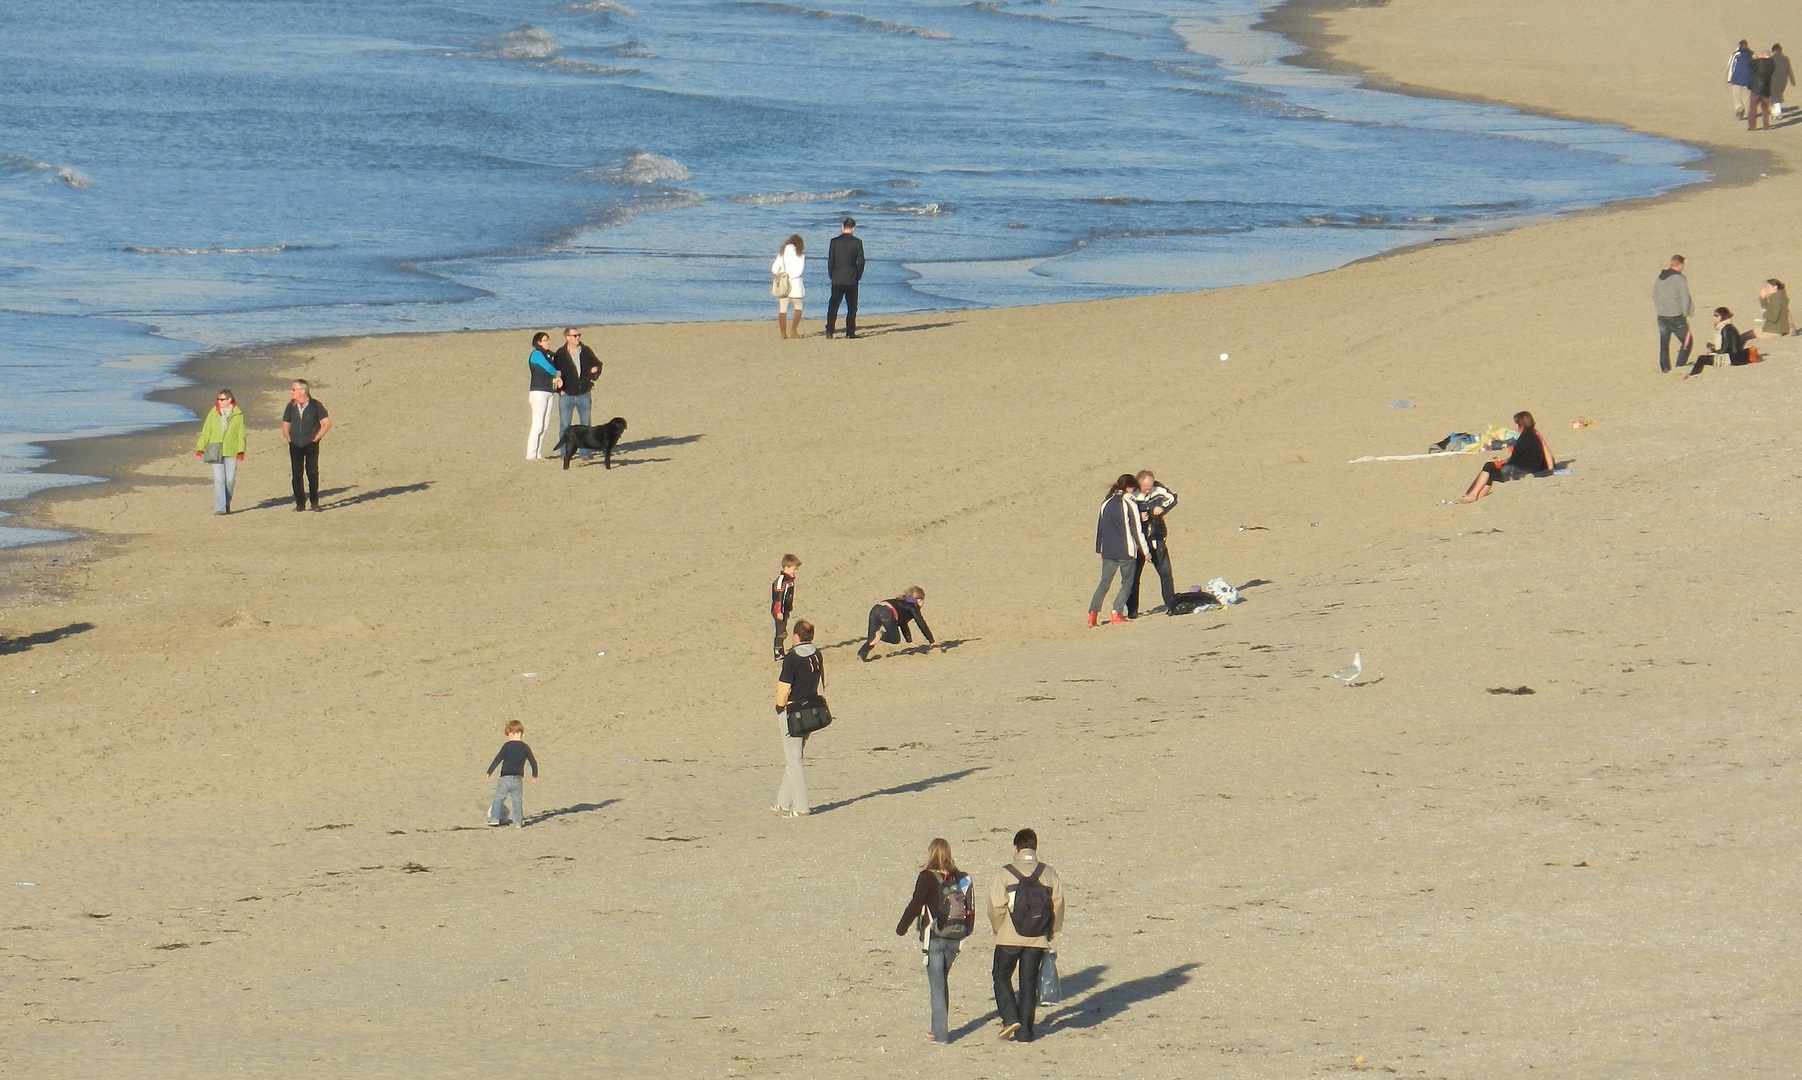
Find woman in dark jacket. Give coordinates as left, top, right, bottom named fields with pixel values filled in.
left=1685, top=307, right=1750, bottom=379
left=859, top=586, right=934, bottom=662
left=1457, top=412, right=1553, bottom=502
left=1089, top=473, right=1145, bottom=625
left=895, top=838, right=972, bottom=1044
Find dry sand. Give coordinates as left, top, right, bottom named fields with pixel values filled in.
left=5, top=1, right=1802, bottom=1075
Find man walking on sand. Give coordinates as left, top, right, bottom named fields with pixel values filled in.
left=1728, top=40, right=1753, bottom=120
left=1749, top=49, right=1777, bottom=131
left=1770, top=44, right=1793, bottom=121
left=281, top=379, right=330, bottom=512
left=825, top=218, right=865, bottom=340
left=553, top=327, right=602, bottom=460
left=989, top=828, right=1064, bottom=1043
left=1654, top=256, right=1694, bottom=374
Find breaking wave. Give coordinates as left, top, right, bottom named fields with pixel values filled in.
left=570, top=0, right=637, bottom=13
left=859, top=201, right=950, bottom=216
left=741, top=2, right=951, bottom=39
left=600, top=150, right=691, bottom=185
left=480, top=25, right=635, bottom=73
left=4, top=155, right=91, bottom=189
left=122, top=245, right=292, bottom=254
left=729, top=188, right=859, bottom=206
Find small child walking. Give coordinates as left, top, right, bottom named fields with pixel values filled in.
left=771, top=553, right=801, bottom=662
left=486, top=720, right=539, bottom=827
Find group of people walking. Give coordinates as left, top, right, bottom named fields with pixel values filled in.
left=1089, top=471, right=1179, bottom=625
left=1653, top=255, right=1792, bottom=376
left=524, top=327, right=604, bottom=461
left=893, top=832, right=1067, bottom=1044
left=191, top=379, right=330, bottom=514
left=770, top=218, right=867, bottom=339
left=1727, top=40, right=1792, bottom=130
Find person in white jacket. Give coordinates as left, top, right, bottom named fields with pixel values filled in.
left=772, top=234, right=805, bottom=339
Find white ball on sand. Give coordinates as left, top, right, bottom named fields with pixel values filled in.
left=1219, top=352, right=1229, bottom=361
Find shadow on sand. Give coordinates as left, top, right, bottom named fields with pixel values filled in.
left=811, top=767, right=987, bottom=814
left=0, top=621, right=96, bottom=655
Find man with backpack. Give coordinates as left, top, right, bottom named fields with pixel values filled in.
left=988, top=828, right=1065, bottom=1042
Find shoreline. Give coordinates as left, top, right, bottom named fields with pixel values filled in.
left=0, top=0, right=1757, bottom=593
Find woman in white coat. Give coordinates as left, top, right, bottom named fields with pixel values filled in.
left=772, top=233, right=805, bottom=339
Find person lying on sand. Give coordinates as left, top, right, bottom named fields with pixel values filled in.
left=1456, top=411, right=1552, bottom=503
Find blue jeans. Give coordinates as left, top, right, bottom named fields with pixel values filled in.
left=558, top=393, right=593, bottom=456
left=489, top=775, right=524, bottom=826
left=1657, top=315, right=1692, bottom=373
left=210, top=457, right=238, bottom=513
left=926, top=936, right=960, bottom=1042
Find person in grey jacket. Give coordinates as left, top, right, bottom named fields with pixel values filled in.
left=1654, top=256, right=1695, bottom=373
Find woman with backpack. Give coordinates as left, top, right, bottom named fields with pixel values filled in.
left=895, top=838, right=974, bottom=1044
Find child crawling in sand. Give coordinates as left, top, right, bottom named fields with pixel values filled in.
left=1456, top=411, right=1552, bottom=503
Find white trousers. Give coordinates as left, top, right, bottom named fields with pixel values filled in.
left=526, top=390, right=555, bottom=458
left=775, top=714, right=809, bottom=814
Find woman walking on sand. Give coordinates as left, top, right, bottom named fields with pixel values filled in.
left=525, top=331, right=560, bottom=460
left=1456, top=412, right=1553, bottom=501
left=772, top=234, right=805, bottom=339
left=1089, top=474, right=1145, bottom=626
left=194, top=388, right=247, bottom=515
left=895, top=838, right=974, bottom=1044
left=774, top=619, right=823, bottom=817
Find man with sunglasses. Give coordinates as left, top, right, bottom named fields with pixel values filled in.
left=552, top=327, right=603, bottom=460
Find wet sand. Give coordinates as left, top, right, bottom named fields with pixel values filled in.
left=4, top=1, right=1802, bottom=1076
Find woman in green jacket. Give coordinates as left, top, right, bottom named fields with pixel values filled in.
left=194, top=389, right=248, bottom=515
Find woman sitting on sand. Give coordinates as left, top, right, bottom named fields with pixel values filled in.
left=1456, top=412, right=1552, bottom=503
left=1684, top=308, right=1749, bottom=379
left=772, top=233, right=805, bottom=339
left=1749, top=279, right=1790, bottom=338
left=858, top=587, right=935, bottom=662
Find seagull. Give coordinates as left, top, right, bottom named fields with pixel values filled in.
left=1330, top=652, right=1363, bottom=686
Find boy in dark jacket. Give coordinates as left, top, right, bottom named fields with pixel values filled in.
left=859, top=587, right=935, bottom=661
left=486, top=720, right=539, bottom=828
left=771, top=554, right=801, bottom=662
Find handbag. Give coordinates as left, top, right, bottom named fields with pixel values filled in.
left=1036, top=949, right=1061, bottom=1005
left=785, top=696, right=831, bottom=738
left=771, top=254, right=792, bottom=299
left=202, top=442, right=224, bottom=464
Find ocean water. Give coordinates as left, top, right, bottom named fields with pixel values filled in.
left=0, top=0, right=1701, bottom=545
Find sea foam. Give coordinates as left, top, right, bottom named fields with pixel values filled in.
left=729, top=189, right=859, bottom=206
left=4, top=155, right=91, bottom=189
left=603, top=150, right=692, bottom=185
left=741, top=2, right=951, bottom=39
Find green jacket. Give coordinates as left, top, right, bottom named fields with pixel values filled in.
left=196, top=407, right=248, bottom=457
left=1762, top=289, right=1791, bottom=337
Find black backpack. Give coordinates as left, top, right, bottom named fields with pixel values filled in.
left=1005, top=864, right=1054, bottom=939
left=930, top=874, right=974, bottom=940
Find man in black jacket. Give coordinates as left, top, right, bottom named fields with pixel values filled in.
left=553, top=327, right=603, bottom=459
left=826, top=218, right=865, bottom=340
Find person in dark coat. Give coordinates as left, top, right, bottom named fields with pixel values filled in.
left=825, top=218, right=865, bottom=339
left=1456, top=412, right=1553, bottom=503
left=859, top=587, right=935, bottom=661
left=1126, top=470, right=1178, bottom=617
left=1748, top=49, right=1777, bottom=130
left=1685, top=307, right=1751, bottom=379
left=552, top=327, right=602, bottom=459
left=1089, top=474, right=1145, bottom=625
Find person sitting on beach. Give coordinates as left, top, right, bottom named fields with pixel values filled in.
left=858, top=587, right=935, bottom=662
left=1685, top=308, right=1750, bottom=379
left=1748, top=279, right=1791, bottom=339
left=1456, top=412, right=1552, bottom=503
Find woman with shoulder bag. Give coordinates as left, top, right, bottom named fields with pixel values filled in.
left=895, top=838, right=973, bottom=1044
left=773, top=619, right=824, bottom=817
left=771, top=233, right=805, bottom=339
left=194, top=388, right=247, bottom=515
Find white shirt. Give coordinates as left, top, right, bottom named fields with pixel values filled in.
left=772, top=244, right=805, bottom=299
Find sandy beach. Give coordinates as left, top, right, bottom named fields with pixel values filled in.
left=5, top=1, right=1802, bottom=1075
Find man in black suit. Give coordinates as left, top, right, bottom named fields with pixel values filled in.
left=826, top=218, right=865, bottom=340
left=553, top=327, right=603, bottom=459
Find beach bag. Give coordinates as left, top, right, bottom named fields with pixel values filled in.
left=1168, top=589, right=1216, bottom=616
left=1004, top=864, right=1054, bottom=939
left=202, top=442, right=224, bottom=464
left=1037, top=949, right=1061, bottom=1004
left=785, top=696, right=832, bottom=738
left=929, top=873, right=974, bottom=940
left=771, top=256, right=792, bottom=298
left=1206, top=578, right=1239, bottom=605
left=1747, top=346, right=1761, bottom=364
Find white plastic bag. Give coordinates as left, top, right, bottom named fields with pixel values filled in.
left=1207, top=577, right=1239, bottom=605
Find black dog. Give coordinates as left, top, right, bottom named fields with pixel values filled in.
left=553, top=417, right=628, bottom=470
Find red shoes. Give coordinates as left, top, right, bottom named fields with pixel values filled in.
left=1086, top=611, right=1098, bottom=628
left=1109, top=612, right=1127, bottom=625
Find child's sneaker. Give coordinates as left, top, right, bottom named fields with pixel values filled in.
left=486, top=819, right=502, bottom=827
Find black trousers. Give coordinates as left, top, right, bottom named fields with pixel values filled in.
left=992, top=946, right=1045, bottom=1041
left=1127, top=539, right=1176, bottom=617
left=772, top=617, right=787, bottom=660
left=866, top=606, right=902, bottom=645
left=289, top=442, right=320, bottom=507
left=826, top=283, right=859, bottom=336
